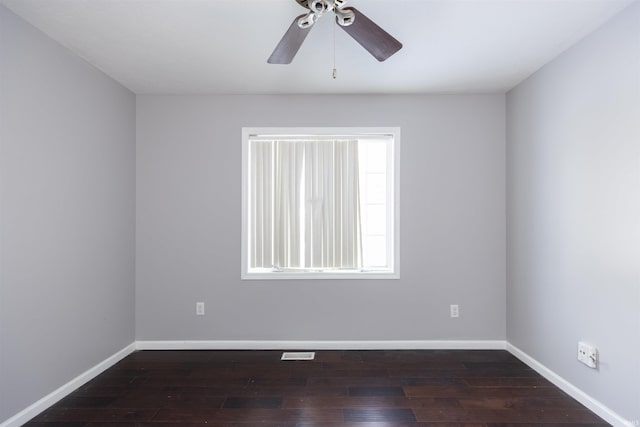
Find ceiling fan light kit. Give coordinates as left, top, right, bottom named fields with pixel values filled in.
left=268, top=0, right=402, bottom=64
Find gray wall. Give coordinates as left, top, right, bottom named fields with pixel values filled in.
left=0, top=5, right=136, bottom=422
left=136, top=94, right=506, bottom=342
left=506, top=3, right=640, bottom=421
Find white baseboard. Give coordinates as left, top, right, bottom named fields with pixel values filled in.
left=506, top=342, right=634, bottom=427
left=0, top=343, right=136, bottom=427
left=135, top=339, right=507, bottom=351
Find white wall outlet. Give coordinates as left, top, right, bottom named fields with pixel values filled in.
left=196, top=302, right=205, bottom=316
left=578, top=341, right=598, bottom=369
left=450, top=304, right=459, bottom=318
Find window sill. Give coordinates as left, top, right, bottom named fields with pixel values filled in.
left=241, top=270, right=400, bottom=280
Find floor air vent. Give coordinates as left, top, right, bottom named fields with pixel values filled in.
left=281, top=352, right=315, bottom=361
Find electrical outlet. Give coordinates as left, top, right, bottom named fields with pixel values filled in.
left=450, top=304, right=459, bottom=318
left=578, top=341, right=598, bottom=369
left=196, top=302, right=205, bottom=316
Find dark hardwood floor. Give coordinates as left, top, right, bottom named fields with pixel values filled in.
left=25, top=350, right=610, bottom=426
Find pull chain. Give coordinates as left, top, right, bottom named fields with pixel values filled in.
left=332, top=19, right=337, bottom=79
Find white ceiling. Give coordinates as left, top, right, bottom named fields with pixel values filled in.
left=1, top=0, right=635, bottom=94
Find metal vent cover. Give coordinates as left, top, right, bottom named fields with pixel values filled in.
left=281, top=352, right=316, bottom=361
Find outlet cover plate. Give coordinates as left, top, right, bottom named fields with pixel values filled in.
left=196, top=302, right=205, bottom=315
left=450, top=304, right=459, bottom=318
left=578, top=341, right=597, bottom=369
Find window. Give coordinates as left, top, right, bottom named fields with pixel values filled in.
left=241, top=128, right=399, bottom=279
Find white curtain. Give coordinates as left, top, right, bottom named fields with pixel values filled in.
left=249, top=139, right=273, bottom=268
left=249, top=138, right=362, bottom=270
left=303, top=140, right=361, bottom=269
left=273, top=140, right=304, bottom=268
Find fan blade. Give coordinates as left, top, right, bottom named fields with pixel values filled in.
left=337, top=7, right=402, bottom=61
left=268, top=14, right=313, bottom=64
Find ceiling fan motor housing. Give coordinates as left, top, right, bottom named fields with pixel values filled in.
left=298, top=0, right=354, bottom=29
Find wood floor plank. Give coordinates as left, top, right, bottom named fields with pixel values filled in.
left=31, top=407, right=159, bottom=423
left=414, top=407, right=607, bottom=424
left=348, top=386, right=405, bottom=396
left=458, top=397, right=585, bottom=411
left=404, top=385, right=569, bottom=399
left=308, top=376, right=409, bottom=387
left=222, top=396, right=283, bottom=408
left=343, top=407, right=417, bottom=422
left=282, top=395, right=462, bottom=409
left=152, top=407, right=344, bottom=423
left=463, top=377, right=555, bottom=387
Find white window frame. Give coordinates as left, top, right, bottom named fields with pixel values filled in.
left=241, top=127, right=400, bottom=280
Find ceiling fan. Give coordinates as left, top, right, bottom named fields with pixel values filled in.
left=268, top=0, right=403, bottom=64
